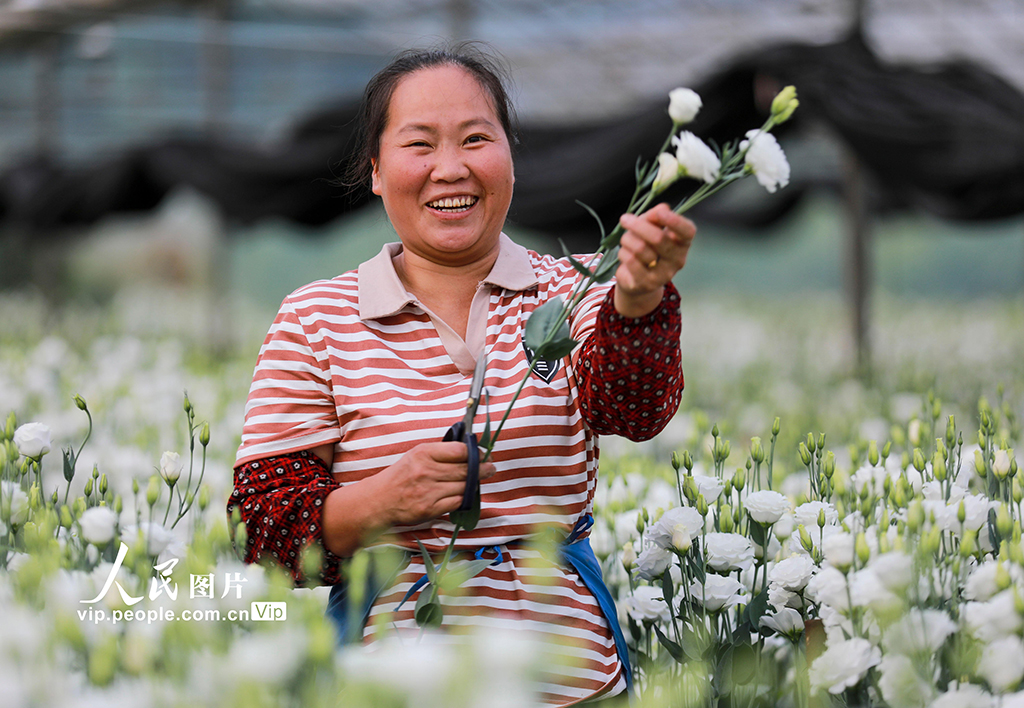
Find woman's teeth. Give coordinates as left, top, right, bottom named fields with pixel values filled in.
left=427, top=196, right=478, bottom=212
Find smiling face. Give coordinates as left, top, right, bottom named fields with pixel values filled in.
left=371, top=64, right=514, bottom=267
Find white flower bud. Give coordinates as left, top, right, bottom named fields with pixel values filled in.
left=652, top=152, right=681, bottom=193
left=667, top=87, right=702, bottom=124
left=672, top=525, right=691, bottom=554
left=159, top=451, right=182, bottom=485
left=994, top=449, right=1011, bottom=479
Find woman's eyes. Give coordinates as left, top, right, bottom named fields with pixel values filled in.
left=403, top=135, right=490, bottom=148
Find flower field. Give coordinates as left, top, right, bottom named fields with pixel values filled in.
left=1, top=285, right=1022, bottom=707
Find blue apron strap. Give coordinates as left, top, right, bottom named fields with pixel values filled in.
left=325, top=553, right=407, bottom=645
left=560, top=517, right=634, bottom=694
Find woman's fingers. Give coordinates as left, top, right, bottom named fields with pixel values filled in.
left=619, top=205, right=695, bottom=274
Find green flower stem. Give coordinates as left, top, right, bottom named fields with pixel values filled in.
left=173, top=443, right=207, bottom=529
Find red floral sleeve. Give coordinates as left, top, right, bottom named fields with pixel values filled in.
left=575, top=282, right=684, bottom=441
left=227, top=449, right=343, bottom=586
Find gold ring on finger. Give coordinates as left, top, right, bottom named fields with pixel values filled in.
left=647, top=257, right=659, bottom=269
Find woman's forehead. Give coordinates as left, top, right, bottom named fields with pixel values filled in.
left=386, top=65, right=499, bottom=130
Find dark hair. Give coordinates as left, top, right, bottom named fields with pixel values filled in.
left=342, top=41, right=519, bottom=191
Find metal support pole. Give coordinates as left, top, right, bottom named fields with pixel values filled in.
left=202, top=0, right=231, bottom=136
left=843, top=147, right=872, bottom=377
left=33, top=37, right=60, bottom=157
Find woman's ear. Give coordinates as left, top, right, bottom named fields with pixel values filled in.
left=371, top=158, right=382, bottom=196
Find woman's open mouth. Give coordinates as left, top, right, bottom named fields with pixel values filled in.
left=426, top=196, right=479, bottom=213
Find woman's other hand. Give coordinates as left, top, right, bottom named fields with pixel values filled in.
left=379, top=441, right=497, bottom=527
left=320, top=441, right=496, bottom=556
left=614, top=203, right=696, bottom=318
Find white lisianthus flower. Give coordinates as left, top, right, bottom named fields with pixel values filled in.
left=822, top=532, right=855, bottom=571
left=635, top=544, right=673, bottom=581
left=0, top=482, right=29, bottom=526
left=805, top=566, right=850, bottom=612
left=963, top=591, right=1024, bottom=642
left=691, top=574, right=747, bottom=612
left=79, top=506, right=118, bottom=546
left=773, top=513, right=796, bottom=540
left=704, top=532, right=755, bottom=573
left=809, top=637, right=881, bottom=694
left=672, top=132, right=721, bottom=184
left=760, top=607, right=804, bottom=638
left=795, top=500, right=838, bottom=529
left=159, top=451, right=182, bottom=485
left=964, top=560, right=1023, bottom=602
left=13, top=422, right=51, bottom=459
left=589, top=521, right=614, bottom=559
left=977, top=636, right=1024, bottom=692
left=768, top=582, right=805, bottom=611
left=624, top=586, right=670, bottom=623
left=850, top=568, right=900, bottom=612
left=745, top=490, right=789, bottom=525
left=883, top=609, right=956, bottom=655
left=878, top=654, right=936, bottom=708
left=667, top=87, right=702, bottom=124
left=769, top=554, right=816, bottom=591
left=648, top=506, right=705, bottom=550
left=940, top=493, right=997, bottom=536
left=869, top=551, right=915, bottom=593
left=692, top=474, right=725, bottom=504
left=614, top=509, right=642, bottom=544
left=121, top=522, right=175, bottom=557
left=740, top=129, right=790, bottom=193
left=652, top=152, right=681, bottom=193
left=930, top=682, right=994, bottom=708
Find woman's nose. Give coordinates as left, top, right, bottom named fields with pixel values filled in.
left=430, top=146, right=471, bottom=182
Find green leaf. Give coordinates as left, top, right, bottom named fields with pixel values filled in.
left=591, top=247, right=620, bottom=283
left=574, top=200, right=607, bottom=240
left=628, top=616, right=642, bottom=643
left=414, top=585, right=443, bottom=628
left=534, top=335, right=577, bottom=362
left=680, top=621, right=709, bottom=662
left=714, top=645, right=734, bottom=696
left=653, top=624, right=684, bottom=663
left=661, top=568, right=675, bottom=611
left=746, top=587, right=769, bottom=629
left=987, top=508, right=1001, bottom=549
left=731, top=642, right=757, bottom=685
left=524, top=298, right=568, bottom=352
left=449, top=486, right=481, bottom=531
left=688, top=553, right=706, bottom=585
left=415, top=539, right=436, bottom=584
left=566, top=254, right=597, bottom=281
left=438, top=558, right=494, bottom=593
left=749, top=520, right=767, bottom=548
left=638, top=165, right=657, bottom=191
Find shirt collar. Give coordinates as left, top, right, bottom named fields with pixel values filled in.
left=358, top=233, right=538, bottom=321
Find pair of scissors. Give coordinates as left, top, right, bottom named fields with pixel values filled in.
left=444, top=353, right=486, bottom=523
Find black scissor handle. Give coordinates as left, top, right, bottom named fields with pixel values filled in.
left=443, top=421, right=479, bottom=513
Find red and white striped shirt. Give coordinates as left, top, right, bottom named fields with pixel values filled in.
left=234, top=234, right=683, bottom=704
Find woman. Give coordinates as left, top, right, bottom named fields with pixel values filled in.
left=229, top=44, right=695, bottom=705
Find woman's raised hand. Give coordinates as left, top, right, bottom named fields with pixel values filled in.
left=613, top=203, right=696, bottom=318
